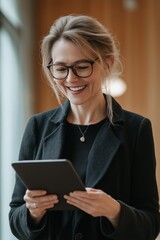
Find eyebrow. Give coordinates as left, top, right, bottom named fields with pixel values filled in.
left=52, top=58, right=94, bottom=65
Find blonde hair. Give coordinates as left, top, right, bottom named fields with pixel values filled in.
left=41, top=14, right=122, bottom=123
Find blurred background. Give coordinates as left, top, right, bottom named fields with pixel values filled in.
left=0, top=0, right=160, bottom=239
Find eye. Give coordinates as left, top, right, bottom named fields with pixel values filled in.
left=75, top=62, right=91, bottom=71
left=54, top=65, right=67, bottom=72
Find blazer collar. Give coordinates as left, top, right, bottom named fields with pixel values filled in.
left=49, top=101, right=70, bottom=124
left=49, top=96, right=124, bottom=125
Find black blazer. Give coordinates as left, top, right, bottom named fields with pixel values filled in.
left=9, top=98, right=160, bottom=240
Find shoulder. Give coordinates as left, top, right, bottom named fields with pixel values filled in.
left=27, top=101, right=70, bottom=127
left=122, top=109, right=149, bottom=123
left=112, top=98, right=151, bottom=128
left=22, top=106, right=62, bottom=139
left=118, top=109, right=154, bottom=151
left=112, top=99, right=153, bottom=144
left=29, top=108, right=58, bottom=124
left=122, top=109, right=152, bottom=131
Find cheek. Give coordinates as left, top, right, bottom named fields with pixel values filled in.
left=87, top=80, right=102, bottom=96
left=88, top=75, right=102, bottom=88
left=89, top=68, right=103, bottom=85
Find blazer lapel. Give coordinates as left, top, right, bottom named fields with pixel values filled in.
left=40, top=101, right=70, bottom=159
left=41, top=122, right=66, bottom=159
left=86, top=120, right=122, bottom=188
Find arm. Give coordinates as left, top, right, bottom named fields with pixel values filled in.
left=102, top=118, right=160, bottom=239
left=9, top=116, right=54, bottom=240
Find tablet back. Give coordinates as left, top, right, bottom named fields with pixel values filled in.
left=12, top=159, right=85, bottom=210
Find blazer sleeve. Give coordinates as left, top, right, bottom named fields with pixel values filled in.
left=101, top=117, right=160, bottom=240
left=9, top=116, right=48, bottom=240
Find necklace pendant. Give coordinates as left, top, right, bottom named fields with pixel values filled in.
left=80, top=136, right=85, bottom=142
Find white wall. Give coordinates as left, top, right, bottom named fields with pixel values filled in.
left=0, top=0, right=34, bottom=239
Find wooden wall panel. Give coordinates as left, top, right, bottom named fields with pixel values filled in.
left=33, top=0, right=160, bottom=194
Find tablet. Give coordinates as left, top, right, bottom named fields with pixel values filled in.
left=12, top=159, right=85, bottom=210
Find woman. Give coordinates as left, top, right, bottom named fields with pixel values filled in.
left=9, top=15, right=160, bottom=240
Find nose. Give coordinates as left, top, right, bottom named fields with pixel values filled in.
left=66, top=68, right=79, bottom=82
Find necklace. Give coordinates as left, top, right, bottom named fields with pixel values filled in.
left=77, top=125, right=90, bottom=142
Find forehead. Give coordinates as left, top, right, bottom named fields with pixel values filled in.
left=51, top=38, right=93, bottom=63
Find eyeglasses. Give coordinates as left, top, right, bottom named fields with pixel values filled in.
left=47, top=58, right=98, bottom=80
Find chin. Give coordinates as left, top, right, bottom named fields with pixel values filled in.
left=69, top=97, right=90, bottom=106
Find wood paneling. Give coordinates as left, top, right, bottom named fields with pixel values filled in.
left=33, top=0, right=160, bottom=194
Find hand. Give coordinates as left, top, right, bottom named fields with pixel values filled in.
left=64, top=188, right=121, bottom=228
left=24, top=189, right=59, bottom=223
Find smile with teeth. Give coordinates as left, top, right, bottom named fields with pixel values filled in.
left=68, top=85, right=86, bottom=92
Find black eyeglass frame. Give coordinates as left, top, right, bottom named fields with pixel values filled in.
left=47, top=58, right=99, bottom=80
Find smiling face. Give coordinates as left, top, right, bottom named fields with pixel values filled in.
left=51, top=38, right=104, bottom=107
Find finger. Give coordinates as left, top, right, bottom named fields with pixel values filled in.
left=65, top=195, right=94, bottom=213
left=31, top=201, right=55, bottom=210
left=64, top=193, right=94, bottom=207
left=65, top=194, right=106, bottom=218
left=24, top=190, right=58, bottom=204
left=33, top=202, right=38, bottom=209
left=24, top=190, right=47, bottom=202
left=26, top=189, right=47, bottom=197
left=26, top=195, right=59, bottom=210
left=34, top=194, right=58, bottom=204
left=69, top=190, right=103, bottom=200
left=26, top=198, right=58, bottom=211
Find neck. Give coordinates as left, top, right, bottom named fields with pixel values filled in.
left=67, top=95, right=107, bottom=125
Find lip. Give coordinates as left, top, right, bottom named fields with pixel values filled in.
left=67, top=85, right=87, bottom=93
